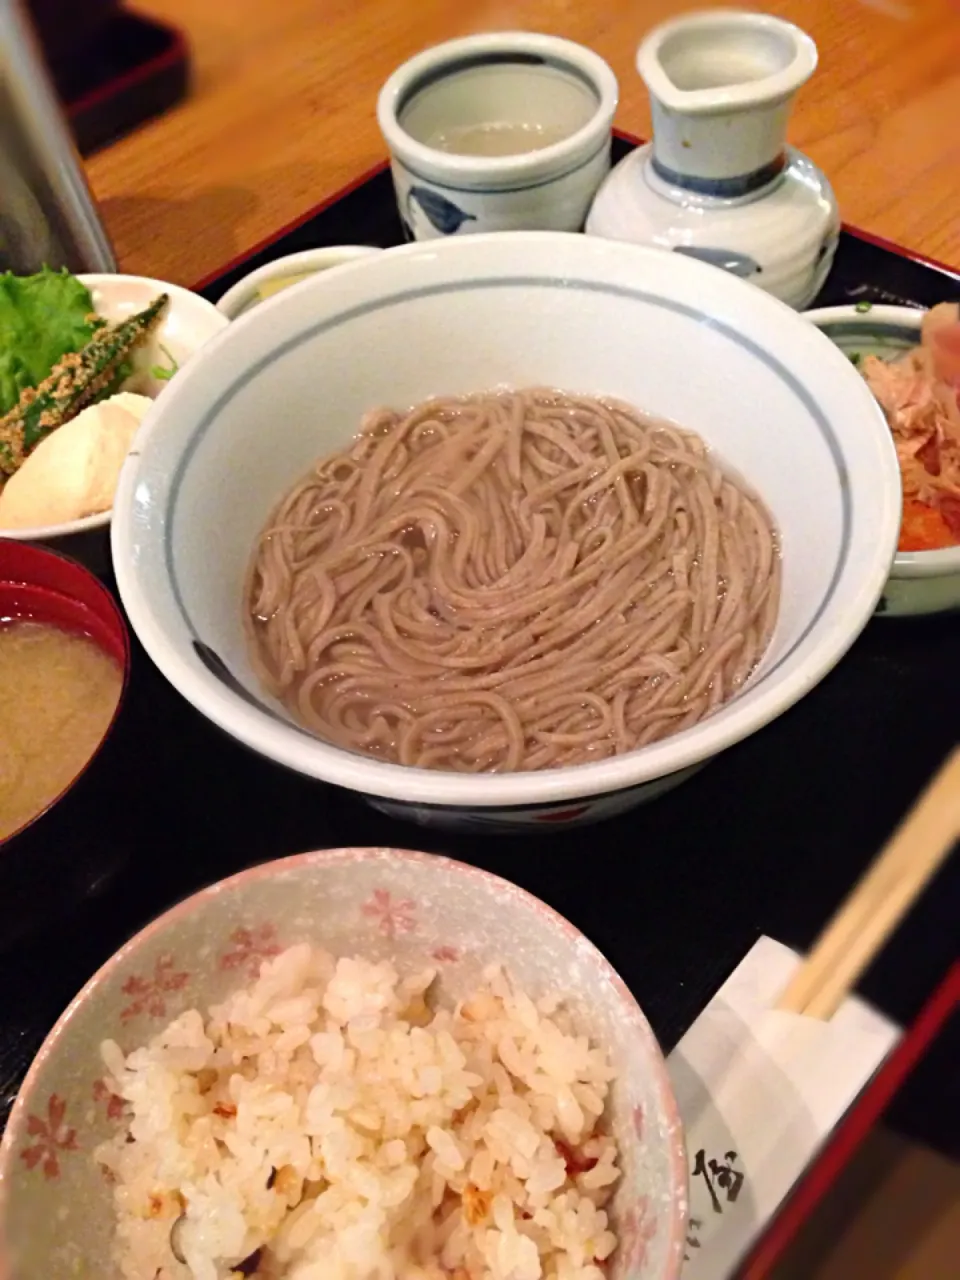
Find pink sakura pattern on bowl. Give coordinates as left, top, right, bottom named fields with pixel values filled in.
left=0, top=847, right=687, bottom=1280
left=619, top=1196, right=659, bottom=1272
left=432, top=944, right=462, bottom=963
left=633, top=1104, right=645, bottom=1142
left=91, top=1078, right=125, bottom=1123
left=119, top=953, right=190, bottom=1021
left=20, top=1070, right=128, bottom=1187
left=19, top=1094, right=78, bottom=1182
left=219, top=922, right=283, bottom=978
left=361, top=886, right=417, bottom=938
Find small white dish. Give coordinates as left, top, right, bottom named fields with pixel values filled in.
left=377, top=32, right=618, bottom=241
left=804, top=303, right=960, bottom=616
left=215, top=246, right=382, bottom=319
left=111, top=232, right=901, bottom=829
left=0, top=273, right=226, bottom=566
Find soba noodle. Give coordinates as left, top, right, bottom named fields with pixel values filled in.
left=246, top=389, right=780, bottom=772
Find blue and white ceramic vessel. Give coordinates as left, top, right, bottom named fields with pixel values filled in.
left=378, top=33, right=618, bottom=240
left=587, top=11, right=839, bottom=310
left=109, top=233, right=900, bottom=829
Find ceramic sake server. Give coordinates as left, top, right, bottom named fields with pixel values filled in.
left=0, top=847, right=688, bottom=1280
left=587, top=10, right=839, bottom=309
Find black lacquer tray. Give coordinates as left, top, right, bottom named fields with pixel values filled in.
left=2, top=136, right=958, bottom=1168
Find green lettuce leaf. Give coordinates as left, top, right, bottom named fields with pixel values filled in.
left=0, top=267, right=101, bottom=414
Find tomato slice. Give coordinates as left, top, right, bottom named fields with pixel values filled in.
left=898, top=500, right=957, bottom=552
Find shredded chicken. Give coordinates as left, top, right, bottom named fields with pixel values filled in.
left=860, top=301, right=960, bottom=551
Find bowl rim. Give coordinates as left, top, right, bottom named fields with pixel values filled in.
left=637, top=11, right=818, bottom=117
left=215, top=246, right=383, bottom=320
left=803, top=303, right=960, bottom=578
left=111, top=230, right=902, bottom=808
left=377, top=31, right=619, bottom=184
left=0, top=538, right=130, bottom=846
left=0, top=845, right=689, bottom=1280
left=0, top=273, right=227, bottom=543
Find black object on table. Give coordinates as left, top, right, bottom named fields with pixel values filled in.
left=2, top=137, right=958, bottom=1165
left=29, top=0, right=190, bottom=155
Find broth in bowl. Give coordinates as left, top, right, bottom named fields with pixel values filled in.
left=245, top=388, right=781, bottom=773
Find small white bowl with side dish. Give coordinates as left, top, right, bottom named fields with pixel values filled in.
left=804, top=303, right=960, bottom=617
left=0, top=273, right=227, bottom=570
left=215, top=246, right=383, bottom=320
left=377, top=32, right=619, bottom=240
left=111, top=232, right=901, bottom=829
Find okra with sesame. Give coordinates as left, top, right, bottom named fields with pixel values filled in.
left=0, top=294, right=168, bottom=477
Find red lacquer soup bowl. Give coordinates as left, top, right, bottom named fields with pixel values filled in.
left=0, top=540, right=130, bottom=940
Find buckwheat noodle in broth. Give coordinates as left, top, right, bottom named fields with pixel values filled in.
left=246, top=389, right=780, bottom=772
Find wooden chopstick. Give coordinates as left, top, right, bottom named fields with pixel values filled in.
left=777, top=747, right=960, bottom=1021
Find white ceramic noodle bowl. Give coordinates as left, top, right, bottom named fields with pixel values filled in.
left=111, top=233, right=901, bottom=829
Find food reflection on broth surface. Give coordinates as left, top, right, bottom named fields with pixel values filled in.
left=0, top=622, right=123, bottom=838
left=246, top=389, right=781, bottom=774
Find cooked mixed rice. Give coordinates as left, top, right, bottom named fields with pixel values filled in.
left=94, top=946, right=621, bottom=1280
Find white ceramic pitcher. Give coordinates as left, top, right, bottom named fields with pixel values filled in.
left=587, top=10, right=840, bottom=309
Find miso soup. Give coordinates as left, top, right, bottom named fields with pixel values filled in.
left=0, top=621, right=122, bottom=839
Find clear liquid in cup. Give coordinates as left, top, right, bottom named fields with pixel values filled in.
left=426, top=120, right=571, bottom=157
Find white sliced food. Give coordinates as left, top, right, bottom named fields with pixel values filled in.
left=0, top=392, right=153, bottom=528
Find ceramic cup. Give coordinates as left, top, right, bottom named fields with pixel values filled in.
left=377, top=32, right=618, bottom=241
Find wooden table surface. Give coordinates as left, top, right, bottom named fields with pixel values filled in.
left=87, top=0, right=960, bottom=287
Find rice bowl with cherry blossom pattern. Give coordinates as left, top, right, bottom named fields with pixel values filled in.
left=0, top=847, right=687, bottom=1280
